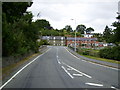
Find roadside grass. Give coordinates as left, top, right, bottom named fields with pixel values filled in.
left=76, top=47, right=120, bottom=64
left=2, top=53, right=39, bottom=81
left=80, top=54, right=120, bottom=64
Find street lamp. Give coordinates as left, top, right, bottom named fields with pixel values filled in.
left=71, top=19, right=77, bottom=52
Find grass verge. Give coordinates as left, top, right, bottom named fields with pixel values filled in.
left=80, top=54, right=120, bottom=64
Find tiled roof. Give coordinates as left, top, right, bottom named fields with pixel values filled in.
left=67, top=37, right=97, bottom=41
left=41, top=36, right=97, bottom=41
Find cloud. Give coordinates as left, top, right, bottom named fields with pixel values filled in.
left=27, top=0, right=120, bottom=33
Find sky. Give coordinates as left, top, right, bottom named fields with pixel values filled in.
left=27, top=0, right=120, bottom=33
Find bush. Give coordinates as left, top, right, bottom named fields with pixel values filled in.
left=83, top=50, right=89, bottom=55
left=99, top=46, right=120, bottom=61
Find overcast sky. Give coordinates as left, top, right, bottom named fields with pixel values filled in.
left=27, top=0, right=120, bottom=33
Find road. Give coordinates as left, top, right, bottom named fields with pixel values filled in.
left=1, top=46, right=119, bottom=89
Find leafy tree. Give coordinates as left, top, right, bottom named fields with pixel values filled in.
left=35, top=19, right=52, bottom=30
left=2, top=2, right=32, bottom=23
left=86, top=27, right=94, bottom=34
left=93, top=33, right=103, bottom=42
left=76, top=24, right=86, bottom=34
left=103, top=25, right=112, bottom=42
left=2, top=2, right=39, bottom=57
left=64, top=25, right=73, bottom=32
left=110, top=15, right=120, bottom=46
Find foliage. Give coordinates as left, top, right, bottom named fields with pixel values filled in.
left=35, top=19, right=52, bottom=30
left=110, top=15, right=120, bottom=46
left=86, top=27, right=94, bottom=34
left=99, top=46, right=120, bottom=61
left=93, top=33, right=104, bottom=42
left=64, top=25, right=73, bottom=32
left=2, top=2, right=32, bottom=23
left=38, top=40, right=50, bottom=46
left=76, top=24, right=86, bottom=34
left=103, top=25, right=112, bottom=43
left=2, top=2, right=39, bottom=57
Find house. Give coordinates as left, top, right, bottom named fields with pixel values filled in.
left=66, top=37, right=98, bottom=48
left=82, top=33, right=94, bottom=38
left=41, top=36, right=66, bottom=46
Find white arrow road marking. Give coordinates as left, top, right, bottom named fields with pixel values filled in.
left=111, top=86, right=118, bottom=90
left=62, top=62, right=92, bottom=78
left=61, top=66, right=74, bottom=79
left=85, top=83, right=103, bottom=87
left=67, top=68, right=73, bottom=70
left=73, top=74, right=83, bottom=76
left=111, top=86, right=116, bottom=89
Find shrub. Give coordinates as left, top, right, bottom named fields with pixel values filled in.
left=99, top=46, right=120, bottom=61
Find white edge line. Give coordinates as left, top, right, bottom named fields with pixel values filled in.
left=65, top=47, right=79, bottom=59
left=88, top=61, right=119, bottom=70
left=61, top=66, right=74, bottom=79
left=65, top=47, right=119, bottom=71
left=62, top=62, right=92, bottom=78
left=85, top=83, right=103, bottom=87
left=0, top=48, right=51, bottom=89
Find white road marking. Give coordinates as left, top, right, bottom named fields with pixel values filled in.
left=62, top=62, right=92, bottom=78
left=82, top=60, right=87, bottom=62
left=0, top=48, right=51, bottom=89
left=65, top=47, right=119, bottom=71
left=67, top=68, right=73, bottom=70
left=73, top=74, right=83, bottom=76
left=65, top=47, right=80, bottom=59
left=111, top=86, right=116, bottom=89
left=85, top=83, right=103, bottom=87
left=56, top=48, right=61, bottom=64
left=57, top=59, right=61, bottom=64
left=61, top=66, right=74, bottom=79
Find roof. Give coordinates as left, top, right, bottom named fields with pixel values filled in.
left=42, top=36, right=65, bottom=40
left=41, top=36, right=97, bottom=41
left=67, top=37, right=97, bottom=41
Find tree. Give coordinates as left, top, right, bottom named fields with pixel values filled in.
left=85, top=27, right=94, bottom=34
left=2, top=2, right=32, bottom=23
left=76, top=24, right=86, bottom=34
left=110, top=15, right=120, bottom=45
left=64, top=25, right=73, bottom=32
left=103, top=25, right=112, bottom=42
left=93, top=33, right=103, bottom=42
left=2, top=2, right=40, bottom=56
left=35, top=19, right=52, bottom=30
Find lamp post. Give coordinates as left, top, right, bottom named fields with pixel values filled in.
left=71, top=19, right=77, bottom=52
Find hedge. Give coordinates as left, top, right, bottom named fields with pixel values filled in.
left=99, top=46, right=120, bottom=61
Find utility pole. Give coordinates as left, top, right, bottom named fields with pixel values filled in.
left=71, top=19, right=76, bottom=52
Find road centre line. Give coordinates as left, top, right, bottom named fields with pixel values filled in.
left=85, top=82, right=103, bottom=87
left=61, top=66, right=74, bottom=79
left=0, top=48, right=51, bottom=90
left=62, top=62, right=92, bottom=78
left=65, top=47, right=119, bottom=71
